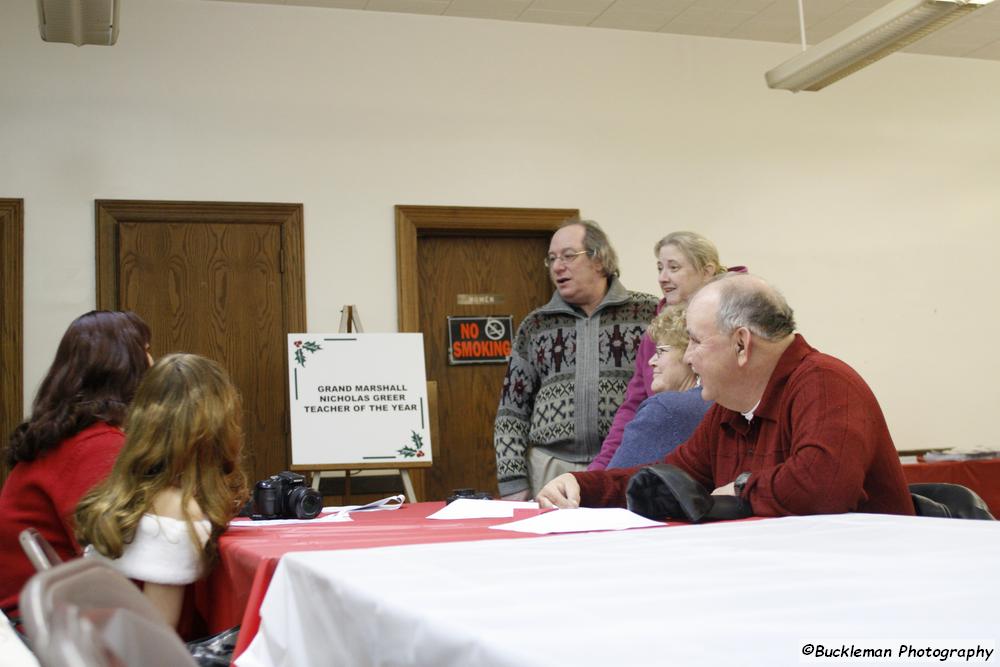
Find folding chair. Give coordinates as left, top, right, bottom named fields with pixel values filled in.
left=19, top=557, right=196, bottom=667
left=18, top=528, right=63, bottom=572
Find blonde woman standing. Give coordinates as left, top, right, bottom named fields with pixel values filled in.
left=589, top=232, right=740, bottom=470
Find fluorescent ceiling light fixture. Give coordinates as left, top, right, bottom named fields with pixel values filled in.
left=37, top=0, right=120, bottom=47
left=765, top=0, right=993, bottom=92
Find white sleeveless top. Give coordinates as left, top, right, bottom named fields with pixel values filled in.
left=86, top=514, right=212, bottom=585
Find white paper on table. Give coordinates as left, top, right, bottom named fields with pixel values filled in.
left=488, top=507, right=665, bottom=534
left=228, top=494, right=406, bottom=528
left=426, top=498, right=539, bottom=520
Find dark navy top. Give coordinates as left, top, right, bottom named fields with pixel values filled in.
left=607, top=387, right=711, bottom=469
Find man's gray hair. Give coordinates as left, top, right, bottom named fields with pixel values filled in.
left=559, top=218, right=620, bottom=278
left=713, top=274, right=796, bottom=341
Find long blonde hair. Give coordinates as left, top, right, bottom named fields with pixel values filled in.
left=76, top=353, right=248, bottom=569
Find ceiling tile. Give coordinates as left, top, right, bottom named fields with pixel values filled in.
left=692, top=0, right=737, bottom=9
left=751, top=1, right=804, bottom=21
left=713, top=8, right=758, bottom=31
left=978, top=2, right=1000, bottom=20
left=593, top=9, right=673, bottom=29
left=931, top=14, right=1000, bottom=41
left=289, top=0, right=367, bottom=8
left=803, top=7, right=873, bottom=42
left=445, top=0, right=533, bottom=20
left=845, top=0, right=893, bottom=10
left=529, top=0, right=614, bottom=12
left=727, top=17, right=801, bottom=42
left=208, top=0, right=1000, bottom=62
left=659, top=20, right=724, bottom=35
left=730, top=0, right=778, bottom=10
left=608, top=0, right=696, bottom=13
left=518, top=8, right=596, bottom=24
left=671, top=5, right=748, bottom=24
left=365, top=0, right=449, bottom=14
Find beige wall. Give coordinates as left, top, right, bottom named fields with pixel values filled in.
left=2, top=0, right=998, bottom=452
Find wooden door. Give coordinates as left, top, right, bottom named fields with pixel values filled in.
left=96, top=201, right=305, bottom=487
left=397, top=206, right=577, bottom=501
left=0, top=199, right=23, bottom=486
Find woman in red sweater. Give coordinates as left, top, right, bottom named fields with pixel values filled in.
left=0, top=310, right=152, bottom=619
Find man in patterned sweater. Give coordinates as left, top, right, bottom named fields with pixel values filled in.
left=494, top=219, right=657, bottom=500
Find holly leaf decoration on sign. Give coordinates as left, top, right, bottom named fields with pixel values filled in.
left=292, top=340, right=322, bottom=367
left=397, top=431, right=426, bottom=458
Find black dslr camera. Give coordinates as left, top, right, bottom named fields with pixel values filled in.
left=252, top=471, right=323, bottom=520
left=446, top=488, right=493, bottom=504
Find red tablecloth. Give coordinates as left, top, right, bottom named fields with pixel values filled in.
left=200, top=502, right=548, bottom=660
left=901, top=458, right=1000, bottom=516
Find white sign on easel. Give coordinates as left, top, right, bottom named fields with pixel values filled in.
left=287, top=333, right=432, bottom=470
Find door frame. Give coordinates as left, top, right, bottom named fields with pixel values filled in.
left=94, top=199, right=307, bottom=472
left=395, top=205, right=578, bottom=332
left=1, top=199, right=23, bottom=481
left=395, top=205, right=578, bottom=499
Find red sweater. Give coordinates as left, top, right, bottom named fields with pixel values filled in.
left=0, top=422, right=125, bottom=613
left=575, top=335, right=914, bottom=517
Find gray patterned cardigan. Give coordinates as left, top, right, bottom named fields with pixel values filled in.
left=494, top=277, right=657, bottom=496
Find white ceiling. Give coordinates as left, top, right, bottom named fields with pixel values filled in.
left=211, top=0, right=1000, bottom=61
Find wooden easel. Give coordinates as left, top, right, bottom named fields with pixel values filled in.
left=307, top=305, right=429, bottom=504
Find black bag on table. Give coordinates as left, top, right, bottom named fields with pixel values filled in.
left=625, top=464, right=753, bottom=523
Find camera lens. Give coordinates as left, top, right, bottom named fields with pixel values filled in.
left=287, top=486, right=323, bottom=520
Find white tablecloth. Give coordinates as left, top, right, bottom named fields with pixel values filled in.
left=237, top=513, right=1000, bottom=666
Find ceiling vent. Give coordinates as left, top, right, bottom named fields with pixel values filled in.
left=37, top=0, right=119, bottom=46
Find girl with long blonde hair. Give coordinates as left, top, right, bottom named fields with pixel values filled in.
left=76, top=353, right=248, bottom=628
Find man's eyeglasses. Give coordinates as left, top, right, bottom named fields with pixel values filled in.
left=654, top=345, right=672, bottom=359
left=544, top=249, right=591, bottom=269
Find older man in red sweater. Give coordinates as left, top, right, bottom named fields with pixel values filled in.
left=537, top=274, right=914, bottom=517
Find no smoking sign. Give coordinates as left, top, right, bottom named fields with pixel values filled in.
left=447, top=316, right=513, bottom=365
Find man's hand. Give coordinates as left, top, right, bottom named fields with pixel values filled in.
left=535, top=473, right=581, bottom=509
left=500, top=490, right=531, bottom=502
left=712, top=481, right=735, bottom=496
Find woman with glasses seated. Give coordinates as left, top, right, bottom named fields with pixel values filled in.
left=589, top=231, right=742, bottom=471
left=607, top=305, right=712, bottom=469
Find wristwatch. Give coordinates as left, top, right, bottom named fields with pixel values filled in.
left=733, top=472, right=751, bottom=498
